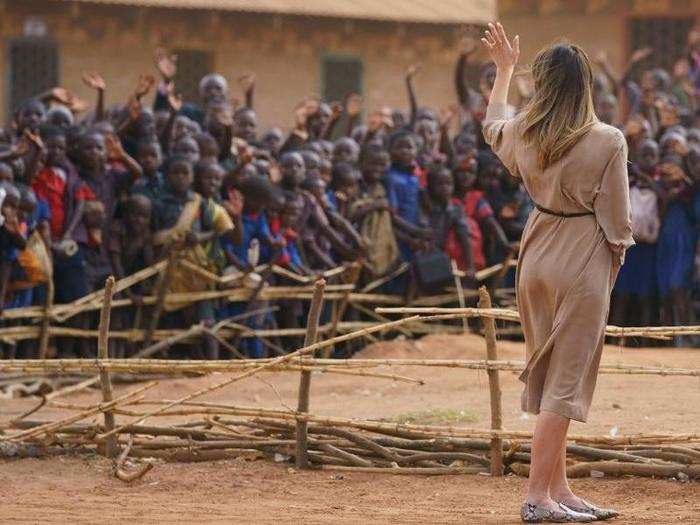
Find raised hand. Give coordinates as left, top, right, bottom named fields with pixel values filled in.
left=405, top=64, right=422, bottom=80
left=439, top=104, right=458, bottom=128
left=345, top=93, right=363, bottom=118
left=105, top=133, right=126, bottom=160
left=481, top=22, right=520, bottom=71
left=154, top=48, right=178, bottom=81
left=168, top=92, right=183, bottom=112
left=24, top=129, right=44, bottom=150
left=11, top=136, right=31, bottom=157
left=304, top=97, right=320, bottom=117
left=293, top=101, right=309, bottom=130
left=237, top=73, right=256, bottom=93
left=630, top=47, right=653, bottom=64
left=134, top=74, right=156, bottom=100
left=367, top=111, right=384, bottom=132
left=82, top=71, right=106, bottom=91
left=329, top=101, right=343, bottom=120
left=49, top=87, right=74, bottom=105
left=128, top=97, right=142, bottom=121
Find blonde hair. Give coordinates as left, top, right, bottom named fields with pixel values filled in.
left=521, top=42, right=598, bottom=169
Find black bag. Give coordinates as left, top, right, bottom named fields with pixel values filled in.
left=414, top=250, right=454, bottom=292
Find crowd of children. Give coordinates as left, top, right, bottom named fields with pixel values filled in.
left=1, top=26, right=700, bottom=357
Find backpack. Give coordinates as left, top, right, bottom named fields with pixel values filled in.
left=11, top=231, right=52, bottom=290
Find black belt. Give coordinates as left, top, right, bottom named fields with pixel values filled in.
left=535, top=203, right=594, bottom=218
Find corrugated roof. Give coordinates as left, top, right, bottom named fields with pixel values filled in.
left=50, top=0, right=495, bottom=24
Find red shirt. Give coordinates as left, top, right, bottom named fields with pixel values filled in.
left=450, top=190, right=494, bottom=271
left=32, top=167, right=66, bottom=240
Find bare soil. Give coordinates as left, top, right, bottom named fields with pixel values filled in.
left=1, top=333, right=698, bottom=524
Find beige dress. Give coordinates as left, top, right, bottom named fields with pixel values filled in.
left=483, top=103, right=634, bottom=422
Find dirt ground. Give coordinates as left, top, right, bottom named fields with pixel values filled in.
left=1, top=333, right=699, bottom=524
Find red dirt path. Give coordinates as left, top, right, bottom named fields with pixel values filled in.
left=1, top=333, right=698, bottom=523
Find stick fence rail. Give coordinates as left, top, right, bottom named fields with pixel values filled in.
left=0, top=262, right=698, bottom=481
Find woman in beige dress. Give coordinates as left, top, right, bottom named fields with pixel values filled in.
left=480, top=24, right=634, bottom=523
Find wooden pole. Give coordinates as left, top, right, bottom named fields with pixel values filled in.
left=98, top=276, right=117, bottom=458
left=295, top=279, right=326, bottom=469
left=38, top=279, right=54, bottom=359
left=324, top=261, right=362, bottom=358
left=451, top=260, right=469, bottom=333
left=478, top=286, right=503, bottom=476
left=143, top=250, right=177, bottom=351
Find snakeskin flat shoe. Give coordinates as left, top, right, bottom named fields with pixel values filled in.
left=520, top=502, right=596, bottom=523
left=556, top=499, right=619, bottom=521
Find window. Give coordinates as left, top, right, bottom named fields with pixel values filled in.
left=173, top=49, right=214, bottom=104
left=8, top=38, right=59, bottom=114
left=629, top=17, right=696, bottom=70
left=321, top=55, right=363, bottom=102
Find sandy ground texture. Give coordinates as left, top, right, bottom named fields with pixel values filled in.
left=0, top=333, right=698, bottom=524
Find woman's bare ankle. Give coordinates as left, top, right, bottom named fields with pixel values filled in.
left=551, top=489, right=585, bottom=507
left=525, top=494, right=557, bottom=508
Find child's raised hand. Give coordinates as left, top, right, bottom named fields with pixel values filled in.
left=630, top=47, right=653, bottom=64
left=24, top=129, right=44, bottom=150
left=237, top=73, right=256, bottom=93
left=82, top=71, right=106, bottom=91
left=367, top=111, right=385, bottom=132
left=127, top=97, right=142, bottom=121
left=154, top=48, right=178, bottom=81
left=105, top=133, right=126, bottom=160
left=345, top=93, right=363, bottom=118
left=330, top=101, right=343, bottom=120
left=168, top=91, right=183, bottom=112
left=405, top=64, right=422, bottom=80
left=481, top=22, right=519, bottom=71
left=438, top=105, right=458, bottom=129
left=49, top=87, right=74, bottom=105
left=134, top=74, right=156, bottom=100
left=305, top=97, right=320, bottom=117
left=11, top=136, right=31, bottom=157
left=293, top=102, right=309, bottom=129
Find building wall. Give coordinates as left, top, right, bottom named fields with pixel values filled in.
left=1, top=0, right=476, bottom=131
left=500, top=12, right=625, bottom=72
left=500, top=0, right=700, bottom=74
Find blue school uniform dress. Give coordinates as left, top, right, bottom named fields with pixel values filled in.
left=614, top=243, right=657, bottom=298
left=229, top=211, right=273, bottom=266
left=1, top=226, right=19, bottom=309
left=656, top=198, right=696, bottom=297
left=219, top=211, right=273, bottom=359
left=385, top=164, right=421, bottom=261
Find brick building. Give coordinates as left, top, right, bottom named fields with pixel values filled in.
left=0, top=0, right=494, bottom=128
left=1, top=0, right=697, bottom=128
